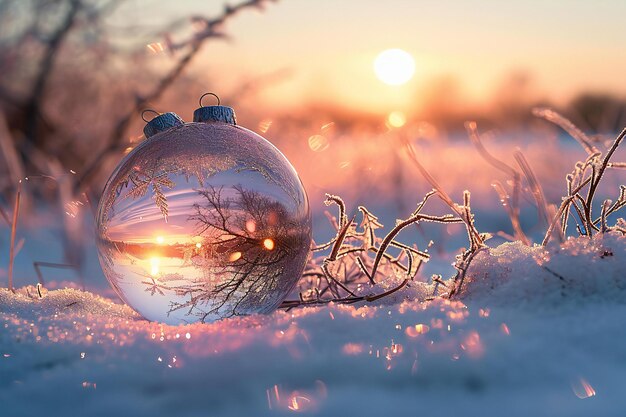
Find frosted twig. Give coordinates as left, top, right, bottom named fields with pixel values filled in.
left=449, top=245, right=486, bottom=298
left=583, top=128, right=626, bottom=235
left=543, top=174, right=592, bottom=244
left=405, top=142, right=484, bottom=248
left=570, top=195, right=589, bottom=236
left=600, top=200, right=611, bottom=233
left=279, top=278, right=410, bottom=309
left=369, top=212, right=461, bottom=282
left=282, top=191, right=446, bottom=309
left=532, top=107, right=598, bottom=155
left=324, top=193, right=348, bottom=228
left=542, top=127, right=625, bottom=245
left=592, top=186, right=626, bottom=226
left=322, top=215, right=359, bottom=297
left=404, top=140, right=486, bottom=299
left=608, top=162, right=626, bottom=169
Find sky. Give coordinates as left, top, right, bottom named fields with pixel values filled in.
left=117, top=0, right=626, bottom=115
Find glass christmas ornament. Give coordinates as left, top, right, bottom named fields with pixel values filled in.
left=96, top=96, right=311, bottom=324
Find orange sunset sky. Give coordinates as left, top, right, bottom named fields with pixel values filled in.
left=114, top=0, right=626, bottom=115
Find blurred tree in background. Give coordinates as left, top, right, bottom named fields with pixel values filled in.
left=0, top=0, right=275, bottom=272
left=0, top=0, right=275, bottom=201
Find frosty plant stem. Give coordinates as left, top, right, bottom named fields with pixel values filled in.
left=404, top=142, right=484, bottom=249
left=282, top=193, right=447, bottom=309
left=403, top=141, right=486, bottom=297
left=465, top=122, right=529, bottom=245
left=33, top=262, right=80, bottom=288
left=513, top=150, right=552, bottom=230
left=369, top=197, right=462, bottom=282
left=7, top=180, right=21, bottom=293
left=542, top=126, right=626, bottom=245
left=510, top=108, right=626, bottom=245
left=286, top=110, right=623, bottom=308
left=583, top=128, right=626, bottom=233
left=532, top=107, right=598, bottom=155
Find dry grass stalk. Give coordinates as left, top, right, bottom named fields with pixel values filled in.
left=403, top=139, right=487, bottom=297
left=465, top=122, right=529, bottom=245
left=0, top=205, right=10, bottom=226
left=7, top=180, right=21, bottom=293
left=532, top=107, right=598, bottom=154
left=33, top=261, right=81, bottom=289
left=0, top=112, right=25, bottom=194
left=448, top=191, right=488, bottom=298
left=404, top=142, right=484, bottom=250
left=513, top=150, right=553, bottom=230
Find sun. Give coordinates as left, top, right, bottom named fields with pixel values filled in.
left=374, top=49, right=415, bottom=86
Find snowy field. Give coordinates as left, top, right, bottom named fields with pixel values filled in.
left=2, top=0, right=626, bottom=415
left=1, top=132, right=626, bottom=416
left=2, top=232, right=626, bottom=416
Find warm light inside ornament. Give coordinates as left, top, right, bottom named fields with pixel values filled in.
left=96, top=94, right=311, bottom=324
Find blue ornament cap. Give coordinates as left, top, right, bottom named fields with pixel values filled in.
left=143, top=112, right=185, bottom=138
left=193, top=105, right=237, bottom=125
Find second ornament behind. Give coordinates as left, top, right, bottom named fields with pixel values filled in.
left=96, top=96, right=311, bottom=324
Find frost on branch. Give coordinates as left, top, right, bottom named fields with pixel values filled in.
left=281, top=192, right=468, bottom=309
left=454, top=112, right=626, bottom=302
left=533, top=110, right=626, bottom=245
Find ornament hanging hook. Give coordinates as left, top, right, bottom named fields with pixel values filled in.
left=141, top=109, right=161, bottom=123
left=199, top=92, right=220, bottom=107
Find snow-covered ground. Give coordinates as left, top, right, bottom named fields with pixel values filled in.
left=1, top=232, right=625, bottom=417
left=2, top=130, right=626, bottom=416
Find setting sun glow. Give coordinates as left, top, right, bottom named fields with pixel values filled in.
left=374, top=49, right=415, bottom=86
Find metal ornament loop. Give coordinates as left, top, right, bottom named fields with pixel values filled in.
left=199, top=92, right=220, bottom=107
left=193, top=92, right=236, bottom=125
left=141, top=109, right=161, bottom=123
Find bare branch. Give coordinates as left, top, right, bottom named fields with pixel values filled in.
left=73, top=0, right=277, bottom=193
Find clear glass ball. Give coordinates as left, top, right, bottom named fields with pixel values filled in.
left=96, top=121, right=311, bottom=324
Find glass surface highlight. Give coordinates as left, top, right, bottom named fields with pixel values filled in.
left=96, top=122, right=311, bottom=324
